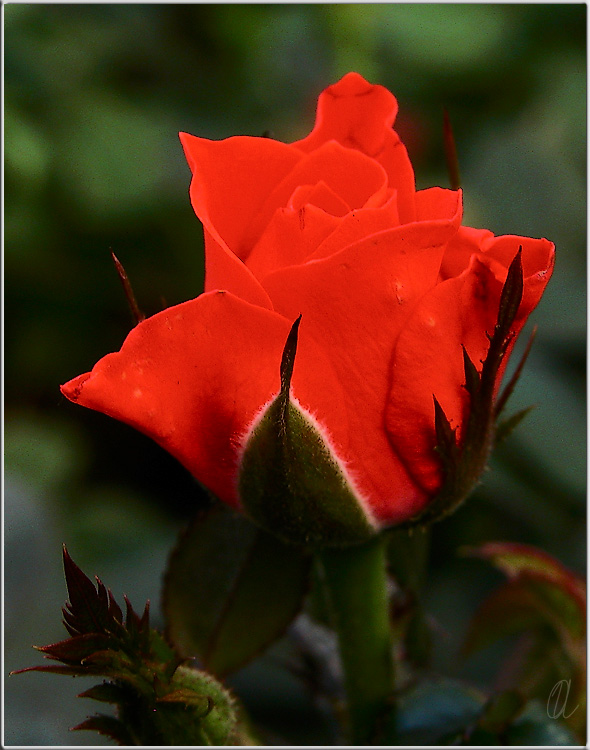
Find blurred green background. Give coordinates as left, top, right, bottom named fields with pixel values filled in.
left=5, top=4, right=585, bottom=745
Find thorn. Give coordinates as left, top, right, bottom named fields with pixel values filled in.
left=110, top=251, right=146, bottom=325
left=443, top=108, right=461, bottom=191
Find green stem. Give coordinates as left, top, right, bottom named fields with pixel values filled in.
left=317, top=534, right=395, bottom=745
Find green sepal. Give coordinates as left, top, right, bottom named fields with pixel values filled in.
left=239, top=316, right=376, bottom=548
left=73, top=714, right=135, bottom=745
left=496, top=247, right=524, bottom=332
left=163, top=502, right=311, bottom=677
left=145, top=664, right=241, bottom=746
left=79, top=681, right=135, bottom=705
left=433, top=395, right=459, bottom=470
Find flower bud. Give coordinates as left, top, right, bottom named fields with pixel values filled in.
left=238, top=317, right=378, bottom=547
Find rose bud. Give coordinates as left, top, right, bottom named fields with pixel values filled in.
left=61, top=73, right=554, bottom=547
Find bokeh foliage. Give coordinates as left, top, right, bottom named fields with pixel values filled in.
left=5, top=4, right=585, bottom=745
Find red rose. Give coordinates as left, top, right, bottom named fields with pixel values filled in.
left=61, top=73, right=554, bottom=540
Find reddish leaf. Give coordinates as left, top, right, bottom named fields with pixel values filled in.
left=465, top=541, right=586, bottom=638
left=34, top=633, right=115, bottom=664
left=462, top=542, right=586, bottom=740
left=462, top=581, right=552, bottom=658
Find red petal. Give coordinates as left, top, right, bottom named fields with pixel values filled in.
left=440, top=228, right=555, bottom=306
left=307, top=192, right=401, bottom=262
left=180, top=132, right=302, bottom=262
left=386, top=257, right=502, bottom=494
left=308, top=186, right=461, bottom=264
left=386, top=233, right=554, bottom=495
left=61, top=292, right=349, bottom=511
left=415, top=187, right=462, bottom=222
left=245, top=178, right=456, bottom=282
left=288, top=181, right=351, bottom=216
left=296, top=72, right=399, bottom=155
left=202, top=228, right=274, bottom=309
left=294, top=72, right=416, bottom=224
left=261, top=213, right=462, bottom=524
left=480, top=234, right=555, bottom=321
left=439, top=225, right=495, bottom=281
left=375, top=131, right=416, bottom=224
left=246, top=204, right=341, bottom=280
left=240, top=141, right=389, bottom=254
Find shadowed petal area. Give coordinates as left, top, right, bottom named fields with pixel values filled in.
left=387, top=237, right=554, bottom=494
left=61, top=292, right=351, bottom=513
left=201, top=228, right=274, bottom=309
left=288, top=181, right=351, bottom=216
left=387, top=258, right=501, bottom=494
left=439, top=226, right=495, bottom=281
left=294, top=72, right=416, bottom=224
left=261, top=210, right=462, bottom=524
